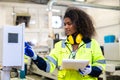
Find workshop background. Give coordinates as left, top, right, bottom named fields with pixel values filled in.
left=0, top=0, right=120, bottom=80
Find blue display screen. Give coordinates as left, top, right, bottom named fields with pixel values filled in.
left=8, top=33, right=18, bottom=43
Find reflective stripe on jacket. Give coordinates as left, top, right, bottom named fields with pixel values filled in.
left=45, top=39, right=106, bottom=80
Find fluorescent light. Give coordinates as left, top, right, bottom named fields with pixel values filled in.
left=75, top=0, right=85, bottom=2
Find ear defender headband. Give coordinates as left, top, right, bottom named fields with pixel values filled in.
left=67, top=34, right=83, bottom=44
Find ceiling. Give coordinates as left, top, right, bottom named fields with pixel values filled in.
left=0, top=0, right=120, bottom=10
left=0, top=0, right=96, bottom=4
left=0, top=0, right=49, bottom=4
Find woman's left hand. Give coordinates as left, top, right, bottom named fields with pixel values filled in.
left=79, top=64, right=91, bottom=75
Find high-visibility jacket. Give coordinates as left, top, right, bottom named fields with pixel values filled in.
left=33, top=38, right=106, bottom=80
left=24, top=55, right=29, bottom=64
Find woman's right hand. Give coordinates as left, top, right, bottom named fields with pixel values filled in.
left=24, top=42, right=37, bottom=60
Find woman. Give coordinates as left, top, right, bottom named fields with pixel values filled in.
left=25, top=7, right=106, bottom=80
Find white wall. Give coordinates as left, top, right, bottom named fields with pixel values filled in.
left=86, top=0, right=120, bottom=45
left=0, top=2, right=66, bottom=46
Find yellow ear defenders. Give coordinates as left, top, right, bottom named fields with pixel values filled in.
left=67, top=34, right=83, bottom=44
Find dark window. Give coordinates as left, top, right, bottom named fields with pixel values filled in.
left=16, top=16, right=31, bottom=28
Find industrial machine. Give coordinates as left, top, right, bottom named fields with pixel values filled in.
left=0, top=24, right=24, bottom=80
left=104, top=43, right=120, bottom=61
left=103, top=43, right=120, bottom=80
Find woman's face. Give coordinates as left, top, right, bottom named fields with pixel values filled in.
left=64, top=17, right=77, bottom=36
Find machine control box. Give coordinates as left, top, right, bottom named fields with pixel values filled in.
left=0, top=25, right=24, bottom=70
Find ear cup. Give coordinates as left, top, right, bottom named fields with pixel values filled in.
left=67, top=34, right=83, bottom=44
left=76, top=34, right=83, bottom=44
left=68, top=35, right=74, bottom=44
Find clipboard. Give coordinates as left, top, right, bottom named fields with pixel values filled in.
left=61, top=59, right=89, bottom=70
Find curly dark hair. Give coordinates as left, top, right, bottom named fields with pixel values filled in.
left=64, top=7, right=96, bottom=38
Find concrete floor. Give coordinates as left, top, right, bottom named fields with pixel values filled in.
left=26, top=74, right=54, bottom=80
left=11, top=74, right=54, bottom=80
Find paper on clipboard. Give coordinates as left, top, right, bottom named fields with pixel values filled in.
left=61, top=59, right=89, bottom=70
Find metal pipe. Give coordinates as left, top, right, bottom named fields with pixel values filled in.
left=47, top=0, right=56, bottom=11
left=48, top=0, right=120, bottom=11
left=47, top=0, right=56, bottom=39
left=73, top=2, right=120, bottom=10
